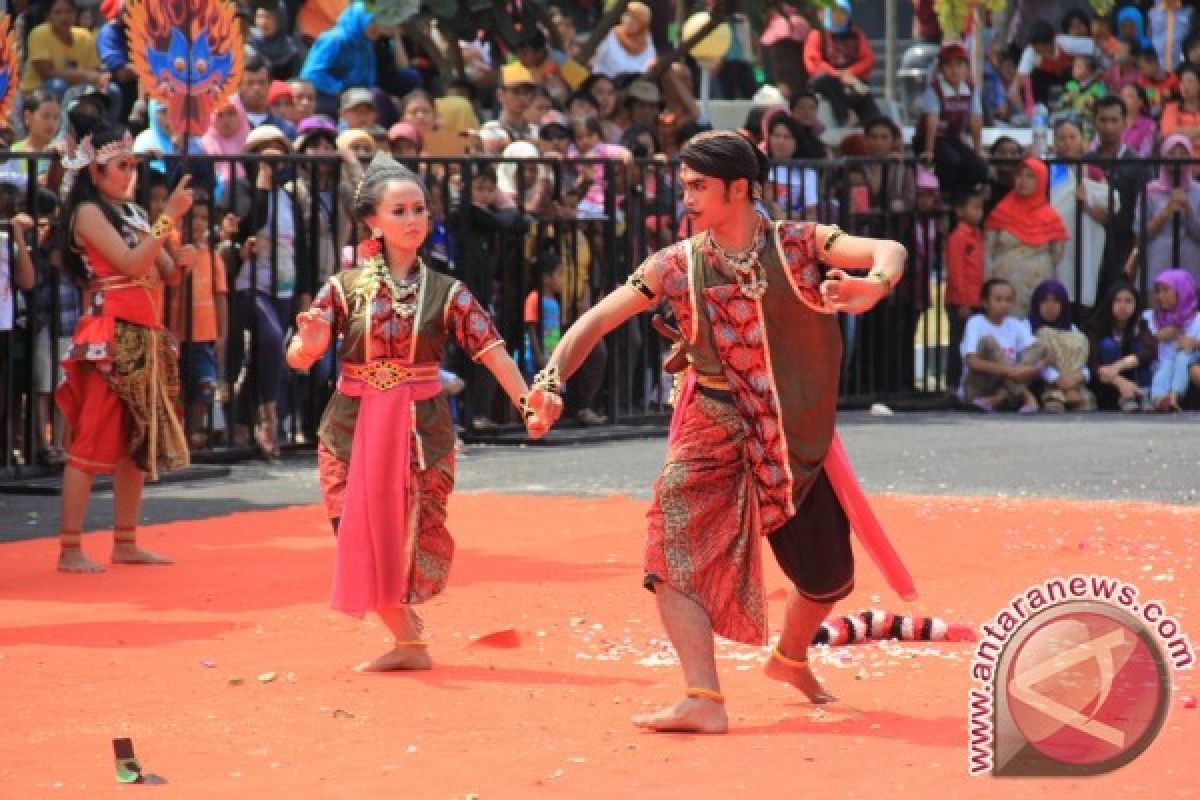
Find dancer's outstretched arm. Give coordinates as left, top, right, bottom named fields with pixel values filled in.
left=813, top=224, right=907, bottom=315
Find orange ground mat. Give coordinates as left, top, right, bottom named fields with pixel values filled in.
left=1, top=493, right=1197, bottom=798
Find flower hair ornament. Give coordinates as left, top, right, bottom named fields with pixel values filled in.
left=62, top=131, right=136, bottom=173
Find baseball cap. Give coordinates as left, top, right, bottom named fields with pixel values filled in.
left=501, top=62, right=537, bottom=89
left=625, top=80, right=662, bottom=105
left=388, top=122, right=423, bottom=147
left=340, top=88, right=376, bottom=112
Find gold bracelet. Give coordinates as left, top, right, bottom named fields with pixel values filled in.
left=152, top=215, right=174, bottom=239
left=517, top=394, right=537, bottom=419
left=532, top=365, right=563, bottom=395
left=867, top=269, right=893, bottom=292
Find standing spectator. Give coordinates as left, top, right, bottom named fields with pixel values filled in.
left=290, top=117, right=360, bottom=295
left=1091, top=94, right=1153, bottom=299
left=495, top=64, right=538, bottom=142
left=522, top=261, right=564, bottom=377
left=1049, top=118, right=1113, bottom=313
left=251, top=2, right=301, bottom=81
left=945, top=190, right=986, bottom=393
left=267, top=81, right=297, bottom=127
left=525, top=86, right=556, bottom=130
left=288, top=78, right=318, bottom=124
left=571, top=116, right=632, bottom=218
left=982, top=44, right=1021, bottom=125
left=1027, top=278, right=1095, bottom=412
left=1134, top=135, right=1200, bottom=283
left=985, top=156, right=1069, bottom=317
left=916, top=43, right=987, bottom=201
left=19, top=0, right=113, bottom=104
left=1148, top=0, right=1192, bottom=73
left=803, top=0, right=880, bottom=126
left=762, top=110, right=823, bottom=219
left=338, top=87, right=377, bottom=132
left=580, top=74, right=623, bottom=143
left=760, top=2, right=810, bottom=101
left=300, top=2, right=393, bottom=119
left=336, top=128, right=376, bottom=162
left=861, top=115, right=912, bottom=221
left=624, top=80, right=664, bottom=137
left=1089, top=281, right=1155, bottom=411
left=1117, top=84, right=1157, bottom=156
left=1136, top=47, right=1179, bottom=118
left=591, top=1, right=656, bottom=79
left=959, top=278, right=1042, bottom=412
left=1145, top=269, right=1200, bottom=411
left=200, top=99, right=250, bottom=191
left=387, top=122, right=422, bottom=158
left=12, top=90, right=62, bottom=183
left=1017, top=19, right=1095, bottom=115
left=1160, top=63, right=1200, bottom=147
left=1185, top=31, right=1200, bottom=70
left=240, top=53, right=296, bottom=138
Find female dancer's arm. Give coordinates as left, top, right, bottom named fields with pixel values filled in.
left=73, top=176, right=193, bottom=279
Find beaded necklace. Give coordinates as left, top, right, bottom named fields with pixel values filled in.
left=356, top=248, right=422, bottom=319
left=705, top=218, right=769, bottom=300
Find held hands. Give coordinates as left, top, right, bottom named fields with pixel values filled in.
left=819, top=269, right=888, bottom=314
left=523, top=388, right=564, bottom=439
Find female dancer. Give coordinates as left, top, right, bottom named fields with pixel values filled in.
left=55, top=120, right=195, bottom=572
left=287, top=152, right=550, bottom=671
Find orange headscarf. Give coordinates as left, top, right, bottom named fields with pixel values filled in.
left=985, top=157, right=1069, bottom=246
left=615, top=2, right=652, bottom=56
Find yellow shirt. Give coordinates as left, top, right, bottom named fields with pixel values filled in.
left=20, top=23, right=100, bottom=92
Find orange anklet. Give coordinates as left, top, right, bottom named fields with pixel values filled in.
left=686, top=687, right=726, bottom=704
left=60, top=531, right=82, bottom=549
left=114, top=528, right=137, bottom=544
left=772, top=647, right=808, bottom=668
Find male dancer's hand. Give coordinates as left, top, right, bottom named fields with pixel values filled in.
left=819, top=269, right=888, bottom=315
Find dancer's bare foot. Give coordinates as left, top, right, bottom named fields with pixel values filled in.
left=632, top=697, right=728, bottom=734
left=765, top=650, right=838, bottom=704
left=356, top=645, right=433, bottom=672
left=58, top=549, right=105, bottom=573
left=111, top=544, right=174, bottom=565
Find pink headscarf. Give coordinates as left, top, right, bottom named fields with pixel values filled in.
left=1147, top=134, right=1195, bottom=193
left=1153, top=269, right=1198, bottom=330
left=200, top=98, right=250, bottom=184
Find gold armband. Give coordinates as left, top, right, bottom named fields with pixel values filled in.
left=626, top=271, right=656, bottom=300
left=821, top=225, right=845, bottom=261
left=152, top=215, right=174, bottom=239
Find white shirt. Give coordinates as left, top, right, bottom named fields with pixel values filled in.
left=1017, top=35, right=1094, bottom=76
left=0, top=233, right=13, bottom=331
left=591, top=33, right=657, bottom=78
left=959, top=314, right=1035, bottom=398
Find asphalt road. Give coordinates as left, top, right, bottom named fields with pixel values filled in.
left=2, top=412, right=1198, bottom=543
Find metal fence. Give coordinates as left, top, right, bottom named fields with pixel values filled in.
left=2, top=150, right=1197, bottom=477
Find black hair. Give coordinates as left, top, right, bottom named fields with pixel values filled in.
left=766, top=113, right=825, bottom=160
left=1178, top=63, right=1200, bottom=86
left=353, top=153, right=430, bottom=222
left=573, top=115, right=604, bottom=140
left=1028, top=20, right=1056, bottom=46
left=1137, top=47, right=1160, bottom=64
left=397, top=88, right=435, bottom=119
left=1088, top=280, right=1145, bottom=354
left=517, top=27, right=548, bottom=51
left=620, top=123, right=659, bottom=158
left=580, top=74, right=615, bottom=100
left=22, top=88, right=60, bottom=115
left=60, top=120, right=134, bottom=285
left=980, top=277, right=1012, bottom=303
left=1095, top=93, right=1128, bottom=118
left=447, top=76, right=478, bottom=105
left=989, top=135, right=1020, bottom=156
left=244, top=51, right=268, bottom=73
left=1052, top=116, right=1083, bottom=136
left=566, top=89, right=599, bottom=112
left=680, top=130, right=768, bottom=198
left=741, top=107, right=767, bottom=145
left=953, top=188, right=985, bottom=208
left=472, top=166, right=498, bottom=184
left=675, top=120, right=713, bottom=149
left=1060, top=9, right=1090, bottom=34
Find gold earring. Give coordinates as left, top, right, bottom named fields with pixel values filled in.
left=371, top=227, right=383, bottom=239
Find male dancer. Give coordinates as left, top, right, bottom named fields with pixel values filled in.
left=531, top=131, right=906, bottom=733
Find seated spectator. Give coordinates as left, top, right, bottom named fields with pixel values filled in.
left=539, top=110, right=575, bottom=158
left=1056, top=54, right=1107, bottom=138
left=514, top=26, right=587, bottom=98
left=1160, top=63, right=1200, bottom=147
left=288, top=78, right=319, bottom=123
left=579, top=73, right=623, bottom=142
left=862, top=115, right=912, bottom=216
left=296, top=0, right=347, bottom=44
left=95, top=0, right=137, bottom=123
left=1103, top=39, right=1141, bottom=94
left=251, top=2, right=301, bottom=81
left=336, top=128, right=376, bottom=162
left=339, top=87, right=377, bottom=132
left=20, top=0, right=104, bottom=95
left=1049, top=118, right=1113, bottom=314
left=717, top=4, right=759, bottom=100
left=1136, top=47, right=1179, bottom=117
left=762, top=110, right=823, bottom=219
left=1185, top=31, right=1200, bottom=71
left=300, top=1, right=393, bottom=119
left=547, top=5, right=586, bottom=61
left=959, top=278, right=1042, bottom=412
left=1017, top=19, right=1095, bottom=116
left=387, top=122, right=422, bottom=158
left=985, top=156, right=1069, bottom=317
left=591, top=1, right=656, bottom=79
left=803, top=0, right=880, bottom=126
left=623, top=80, right=665, bottom=137
left=1089, top=281, right=1155, bottom=411
left=291, top=116, right=359, bottom=293
left=1091, top=14, right=1118, bottom=66
left=1028, top=279, right=1095, bottom=411
left=427, top=95, right=479, bottom=157
left=566, top=88, right=601, bottom=123
left=982, top=44, right=1021, bottom=125
left=495, top=64, right=538, bottom=142
left=240, top=53, right=296, bottom=137
left=1116, top=6, right=1152, bottom=53
left=760, top=2, right=810, bottom=100
left=497, top=140, right=554, bottom=216
left=200, top=99, right=250, bottom=191
left=1061, top=8, right=1091, bottom=39
left=1133, top=135, right=1200, bottom=283
left=945, top=190, right=987, bottom=393
left=790, top=89, right=829, bottom=143
left=1145, top=269, right=1200, bottom=411
left=526, top=85, right=556, bottom=130
left=132, top=99, right=212, bottom=187
left=916, top=43, right=987, bottom=201
left=267, top=81, right=297, bottom=127
left=1118, top=84, right=1158, bottom=156
left=1148, top=0, right=1192, bottom=73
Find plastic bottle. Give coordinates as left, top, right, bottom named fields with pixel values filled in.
left=1031, top=103, right=1049, bottom=157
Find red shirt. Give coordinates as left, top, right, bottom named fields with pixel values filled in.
left=945, top=221, right=984, bottom=308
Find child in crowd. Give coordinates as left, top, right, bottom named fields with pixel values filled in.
left=1104, top=40, right=1141, bottom=93
left=169, top=196, right=228, bottom=448
left=1027, top=279, right=1095, bottom=412
left=916, top=43, right=987, bottom=201
left=1144, top=269, right=1200, bottom=412
left=1136, top=48, right=1179, bottom=117
left=1089, top=282, right=1156, bottom=411
left=944, top=190, right=986, bottom=393
left=1057, top=54, right=1107, bottom=138
left=522, top=260, right=564, bottom=377
left=960, top=278, right=1042, bottom=412
left=571, top=116, right=631, bottom=218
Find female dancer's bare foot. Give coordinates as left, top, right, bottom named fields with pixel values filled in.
left=632, top=697, right=728, bottom=734
left=765, top=653, right=838, bottom=704
left=111, top=544, right=174, bottom=565
left=357, top=646, right=433, bottom=672
left=58, top=549, right=105, bottom=573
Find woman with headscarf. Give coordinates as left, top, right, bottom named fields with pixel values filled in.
left=250, top=2, right=301, bottom=81
left=1143, top=269, right=1200, bottom=411
left=592, top=1, right=657, bottom=79
left=1027, top=278, right=1095, bottom=411
left=1116, top=6, right=1152, bottom=52
left=985, top=156, right=1069, bottom=317
left=200, top=98, right=251, bottom=191
left=802, top=0, right=881, bottom=126
left=1133, top=134, right=1200, bottom=284
left=1049, top=118, right=1115, bottom=314
left=133, top=99, right=211, bottom=184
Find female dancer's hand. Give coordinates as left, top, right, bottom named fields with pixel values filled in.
left=524, top=388, right=563, bottom=439
left=295, top=308, right=332, bottom=357
left=164, top=174, right=194, bottom=222
left=819, top=268, right=887, bottom=315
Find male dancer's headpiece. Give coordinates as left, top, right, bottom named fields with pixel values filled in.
left=679, top=130, right=769, bottom=200
left=353, top=150, right=429, bottom=220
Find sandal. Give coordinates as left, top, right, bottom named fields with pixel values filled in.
left=1119, top=395, right=1140, bottom=413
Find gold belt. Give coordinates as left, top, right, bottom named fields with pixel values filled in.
left=90, top=276, right=155, bottom=292
left=340, top=360, right=440, bottom=391
left=694, top=371, right=732, bottom=391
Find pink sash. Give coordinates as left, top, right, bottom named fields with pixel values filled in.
left=330, top=365, right=441, bottom=617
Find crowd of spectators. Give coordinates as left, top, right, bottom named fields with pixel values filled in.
left=2, top=0, right=1199, bottom=469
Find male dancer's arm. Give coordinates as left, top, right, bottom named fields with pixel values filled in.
left=813, top=224, right=907, bottom=314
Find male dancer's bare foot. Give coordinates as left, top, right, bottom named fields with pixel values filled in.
left=632, top=697, right=728, bottom=734
left=356, top=646, right=433, bottom=672
left=765, top=652, right=838, bottom=704
left=58, top=549, right=105, bottom=573
left=111, top=544, right=174, bottom=565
